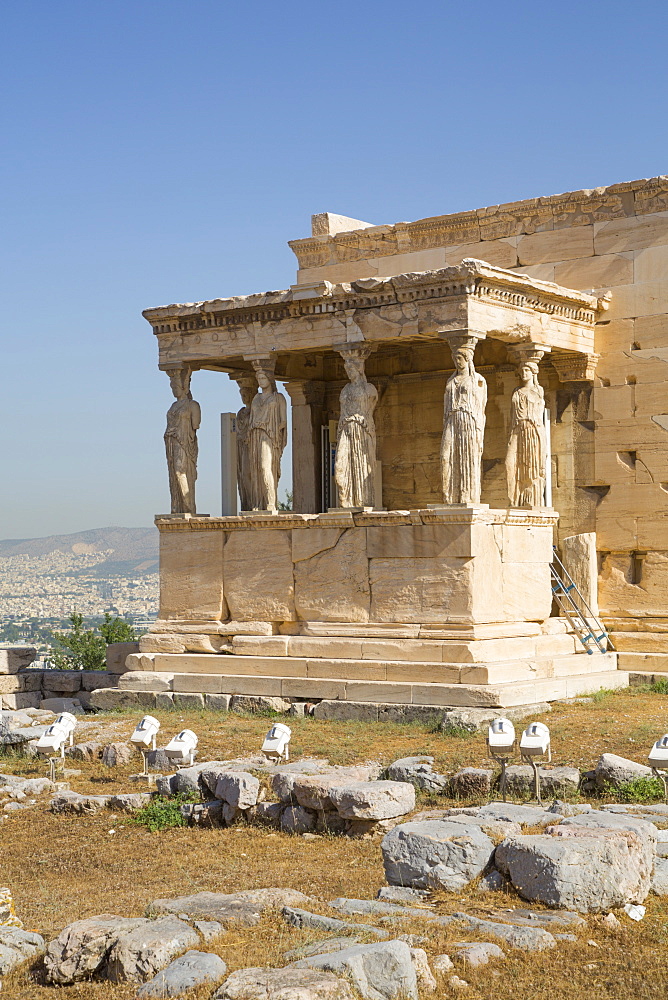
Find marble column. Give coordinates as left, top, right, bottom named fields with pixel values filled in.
left=285, top=380, right=325, bottom=513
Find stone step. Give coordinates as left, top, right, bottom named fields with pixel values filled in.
left=129, top=650, right=614, bottom=688
left=152, top=666, right=628, bottom=708
left=617, top=652, right=668, bottom=672
left=227, top=632, right=579, bottom=662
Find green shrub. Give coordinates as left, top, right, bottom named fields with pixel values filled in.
left=131, top=795, right=192, bottom=833
left=617, top=776, right=666, bottom=803
left=650, top=677, right=668, bottom=695
left=48, top=612, right=136, bottom=670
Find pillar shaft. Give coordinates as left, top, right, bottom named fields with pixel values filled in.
left=286, top=381, right=325, bottom=513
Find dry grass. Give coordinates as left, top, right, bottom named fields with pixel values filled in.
left=3, top=687, right=668, bottom=998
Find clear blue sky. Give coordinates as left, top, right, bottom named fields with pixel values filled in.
left=1, top=0, right=666, bottom=538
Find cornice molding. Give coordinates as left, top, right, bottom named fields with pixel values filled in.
left=287, top=176, right=668, bottom=268
left=143, top=259, right=601, bottom=338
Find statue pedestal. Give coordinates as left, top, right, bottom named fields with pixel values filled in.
left=135, top=508, right=626, bottom=709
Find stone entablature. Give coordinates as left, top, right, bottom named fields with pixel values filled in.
left=288, top=176, right=668, bottom=271
left=143, top=259, right=604, bottom=372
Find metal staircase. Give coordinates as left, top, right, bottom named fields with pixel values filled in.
left=550, top=548, right=612, bottom=654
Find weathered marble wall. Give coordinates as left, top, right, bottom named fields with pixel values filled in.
left=291, top=178, right=668, bottom=620
left=157, top=510, right=556, bottom=629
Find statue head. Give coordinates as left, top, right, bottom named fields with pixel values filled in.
left=453, top=346, right=474, bottom=375
left=236, top=376, right=257, bottom=407
left=168, top=368, right=191, bottom=400
left=252, top=360, right=276, bottom=393
left=344, top=355, right=366, bottom=383
left=519, top=361, right=539, bottom=386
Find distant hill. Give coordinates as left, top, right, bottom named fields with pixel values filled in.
left=0, top=527, right=159, bottom=576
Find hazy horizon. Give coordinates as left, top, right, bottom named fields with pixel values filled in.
left=1, top=0, right=666, bottom=537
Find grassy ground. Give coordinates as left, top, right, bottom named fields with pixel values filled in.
left=3, top=686, right=668, bottom=998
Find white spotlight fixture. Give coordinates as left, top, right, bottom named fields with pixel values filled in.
left=648, top=734, right=668, bottom=801
left=519, top=722, right=551, bottom=804
left=130, top=715, right=161, bottom=778
left=35, top=712, right=78, bottom=780
left=130, top=715, right=161, bottom=751
left=164, top=729, right=198, bottom=767
left=486, top=718, right=516, bottom=802
left=261, top=722, right=291, bottom=762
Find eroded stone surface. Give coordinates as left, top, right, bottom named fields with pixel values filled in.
left=329, top=781, right=415, bottom=821
left=293, top=939, right=418, bottom=1000
left=136, top=949, right=228, bottom=997
left=495, top=829, right=652, bottom=912
left=381, top=820, right=495, bottom=891
left=214, top=966, right=354, bottom=999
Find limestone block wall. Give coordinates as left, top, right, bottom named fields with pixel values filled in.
left=157, top=510, right=556, bottom=630
left=290, top=178, right=668, bottom=620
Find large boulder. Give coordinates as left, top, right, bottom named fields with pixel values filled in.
left=385, top=757, right=449, bottom=792
left=293, top=940, right=418, bottom=1000
left=381, top=820, right=495, bottom=891
left=136, top=950, right=228, bottom=997
left=594, top=753, right=653, bottom=790
left=106, top=917, right=198, bottom=982
left=214, top=966, right=354, bottom=999
left=495, top=828, right=653, bottom=912
left=0, top=928, right=45, bottom=975
left=329, top=782, right=415, bottom=821
left=215, top=771, right=260, bottom=809
left=43, top=915, right=146, bottom=984
left=292, top=768, right=381, bottom=812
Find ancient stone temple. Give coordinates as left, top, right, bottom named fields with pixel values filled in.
left=136, top=177, right=668, bottom=712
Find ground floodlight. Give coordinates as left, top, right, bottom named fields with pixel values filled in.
left=35, top=712, right=77, bottom=756
left=130, top=715, right=161, bottom=751
left=164, top=729, right=198, bottom=766
left=35, top=713, right=78, bottom=780
left=648, top=734, right=668, bottom=767
left=519, top=722, right=551, bottom=759
left=487, top=718, right=516, bottom=754
left=519, top=722, right=551, bottom=805
left=261, top=722, right=291, bottom=762
left=648, top=734, right=668, bottom=801
left=486, top=718, right=516, bottom=802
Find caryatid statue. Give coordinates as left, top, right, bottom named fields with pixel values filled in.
left=248, top=359, right=287, bottom=511
left=506, top=352, right=547, bottom=507
left=164, top=366, right=201, bottom=515
left=441, top=337, right=487, bottom=504
left=234, top=375, right=257, bottom=512
left=334, top=345, right=378, bottom=509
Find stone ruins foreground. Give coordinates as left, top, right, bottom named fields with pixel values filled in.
left=131, top=177, right=668, bottom=712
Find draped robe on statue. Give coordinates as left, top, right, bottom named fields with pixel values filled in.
left=335, top=380, right=378, bottom=508
left=248, top=389, right=287, bottom=510
left=236, top=403, right=253, bottom=511
left=164, top=396, right=200, bottom=514
left=441, top=371, right=487, bottom=504
left=506, top=383, right=546, bottom=507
